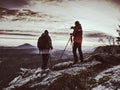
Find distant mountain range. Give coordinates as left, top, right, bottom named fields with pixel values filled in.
left=0, top=43, right=73, bottom=59
left=0, top=43, right=38, bottom=54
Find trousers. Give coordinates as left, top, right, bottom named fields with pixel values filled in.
left=72, top=42, right=83, bottom=63
left=41, top=54, right=49, bottom=69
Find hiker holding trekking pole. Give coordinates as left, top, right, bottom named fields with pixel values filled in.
left=37, top=30, right=53, bottom=70
left=70, top=21, right=83, bottom=64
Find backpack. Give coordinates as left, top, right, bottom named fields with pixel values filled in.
left=37, top=34, right=50, bottom=50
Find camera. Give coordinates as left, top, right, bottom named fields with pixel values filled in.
left=71, top=26, right=74, bottom=29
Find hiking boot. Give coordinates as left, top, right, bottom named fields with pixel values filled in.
left=73, top=61, right=78, bottom=64
left=80, top=60, right=84, bottom=62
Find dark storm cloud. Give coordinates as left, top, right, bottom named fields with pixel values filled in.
left=0, top=0, right=31, bottom=8
left=1, top=0, right=120, bottom=8
left=85, top=32, right=108, bottom=38
left=109, top=0, right=120, bottom=4
left=107, top=0, right=120, bottom=7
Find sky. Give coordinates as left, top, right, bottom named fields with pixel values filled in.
left=0, top=0, right=120, bottom=47
left=0, top=0, right=120, bottom=35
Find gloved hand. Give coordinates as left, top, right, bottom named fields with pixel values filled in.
left=50, top=46, right=53, bottom=50
left=70, top=33, right=73, bottom=35
left=71, top=26, right=74, bottom=29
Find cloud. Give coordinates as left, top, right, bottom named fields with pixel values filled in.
left=110, top=0, right=120, bottom=4
left=2, top=0, right=120, bottom=8
left=0, top=0, right=31, bottom=8
left=84, top=31, right=109, bottom=38
left=107, top=0, right=120, bottom=8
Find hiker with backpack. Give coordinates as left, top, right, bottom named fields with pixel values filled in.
left=37, top=30, right=53, bottom=70
left=70, top=21, right=83, bottom=64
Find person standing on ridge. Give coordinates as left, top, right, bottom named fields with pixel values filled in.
left=37, top=30, right=53, bottom=70
left=70, top=21, right=83, bottom=64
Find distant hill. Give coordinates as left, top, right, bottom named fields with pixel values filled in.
left=0, top=7, right=8, bottom=10
left=0, top=43, right=38, bottom=55
left=16, top=43, right=36, bottom=49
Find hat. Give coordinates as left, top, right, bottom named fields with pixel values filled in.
left=44, top=30, right=48, bottom=33
left=75, top=21, right=80, bottom=26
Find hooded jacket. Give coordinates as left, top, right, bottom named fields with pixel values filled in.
left=72, top=24, right=83, bottom=44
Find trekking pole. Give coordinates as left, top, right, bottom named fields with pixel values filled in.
left=59, top=36, right=71, bottom=60
left=39, top=49, right=40, bottom=55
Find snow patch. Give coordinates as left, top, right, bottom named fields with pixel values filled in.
left=92, top=65, right=120, bottom=90
left=4, top=60, right=101, bottom=90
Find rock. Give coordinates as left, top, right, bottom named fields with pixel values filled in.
left=52, top=61, right=73, bottom=70
left=93, top=45, right=120, bottom=54
left=88, top=79, right=97, bottom=85
left=91, top=65, right=120, bottom=90
left=98, top=76, right=109, bottom=84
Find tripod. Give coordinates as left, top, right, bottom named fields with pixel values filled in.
left=59, top=35, right=72, bottom=60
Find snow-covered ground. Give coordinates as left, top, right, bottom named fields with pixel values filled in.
left=1, top=45, right=120, bottom=90
left=92, top=65, right=120, bottom=90
left=4, top=60, right=101, bottom=90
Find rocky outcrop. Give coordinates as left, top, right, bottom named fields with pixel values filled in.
left=2, top=45, right=120, bottom=90
left=4, top=60, right=101, bottom=90
left=90, top=65, right=120, bottom=90
left=93, top=45, right=120, bottom=54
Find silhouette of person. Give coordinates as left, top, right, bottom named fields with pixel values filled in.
left=71, top=21, right=83, bottom=64
left=37, top=30, right=53, bottom=69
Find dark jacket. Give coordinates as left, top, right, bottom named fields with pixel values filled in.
left=37, top=33, right=53, bottom=50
